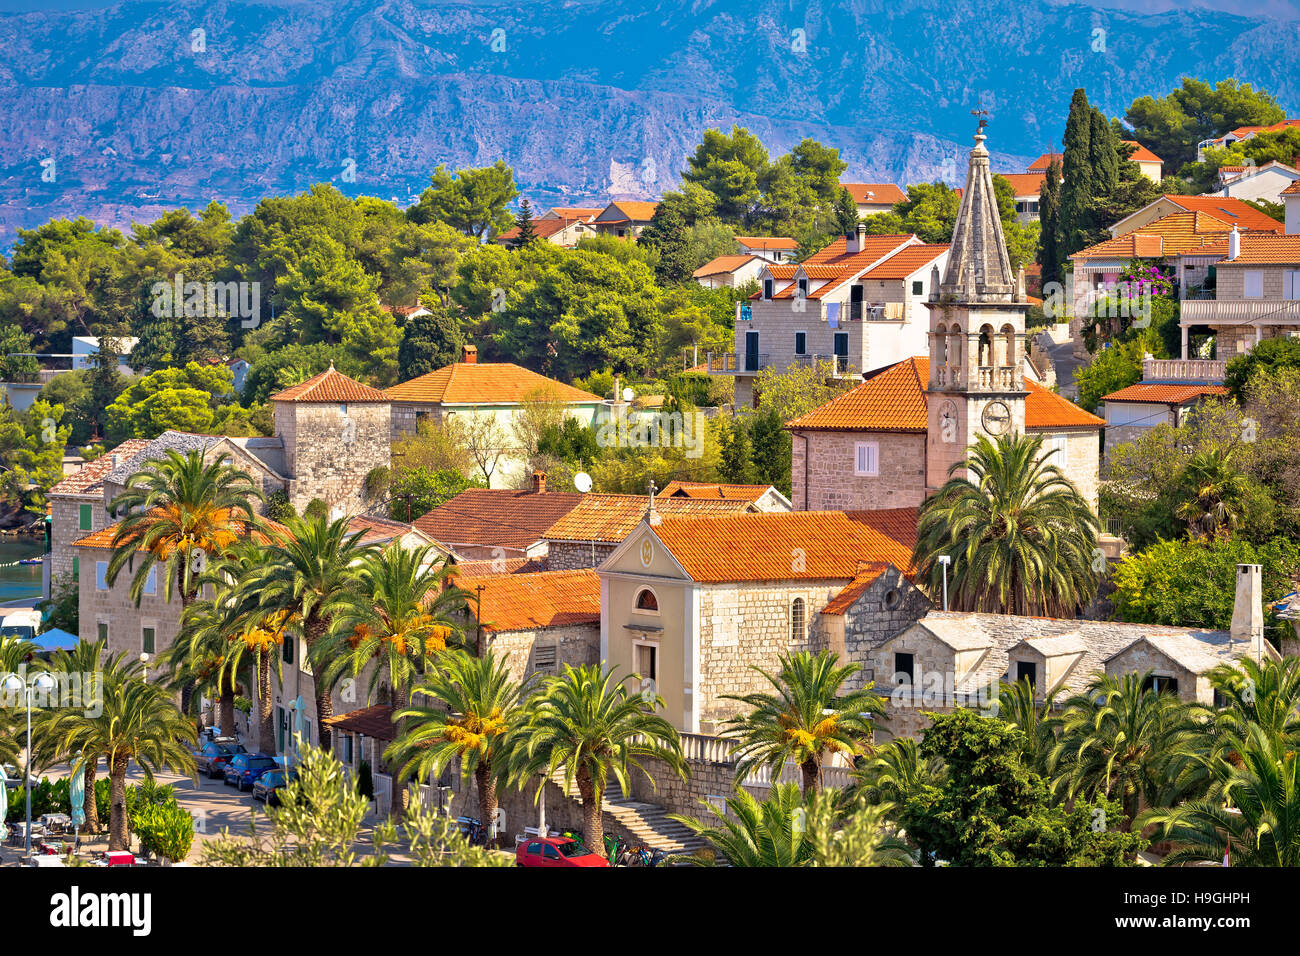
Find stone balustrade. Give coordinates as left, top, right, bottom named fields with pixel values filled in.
left=1142, top=357, right=1226, bottom=383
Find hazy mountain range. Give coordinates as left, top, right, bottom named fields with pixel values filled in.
left=0, top=0, right=1296, bottom=238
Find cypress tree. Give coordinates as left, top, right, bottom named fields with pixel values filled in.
left=510, top=198, right=538, bottom=249
left=1058, top=89, right=1094, bottom=261
left=1038, top=157, right=1063, bottom=288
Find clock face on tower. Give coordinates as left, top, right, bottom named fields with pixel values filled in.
left=981, top=400, right=1011, bottom=436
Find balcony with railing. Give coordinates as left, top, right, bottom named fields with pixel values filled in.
left=1181, top=299, right=1300, bottom=324
left=705, top=352, right=770, bottom=375
left=791, top=354, right=855, bottom=376
left=1141, top=357, right=1226, bottom=384
left=974, top=365, right=1021, bottom=390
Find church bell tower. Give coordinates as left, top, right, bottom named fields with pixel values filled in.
left=924, top=116, right=1030, bottom=493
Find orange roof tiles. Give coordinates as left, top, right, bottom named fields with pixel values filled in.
left=1122, top=141, right=1163, bottom=163
left=841, top=183, right=907, bottom=205
left=269, top=365, right=388, bottom=403
left=998, top=173, right=1047, bottom=196
left=450, top=556, right=544, bottom=576
left=498, top=217, right=589, bottom=241
left=345, top=515, right=426, bottom=545
left=73, top=514, right=289, bottom=551
left=413, top=489, right=583, bottom=551
left=48, top=439, right=152, bottom=496
left=765, top=234, right=918, bottom=299
left=692, top=254, right=761, bottom=278
left=650, top=511, right=912, bottom=583
left=544, top=494, right=752, bottom=544
left=545, top=207, right=603, bottom=221
left=1072, top=211, right=1237, bottom=260
left=862, top=244, right=949, bottom=279
left=786, top=357, right=1103, bottom=431
left=659, top=480, right=773, bottom=502
left=734, top=236, right=799, bottom=250
left=604, top=201, right=660, bottom=221
left=1283, top=180, right=1300, bottom=196
left=1223, top=119, right=1300, bottom=140
left=384, top=363, right=603, bottom=405
left=453, top=568, right=600, bottom=632
left=323, top=705, right=396, bottom=740
left=1102, top=383, right=1229, bottom=404
left=1027, top=152, right=1063, bottom=172
left=1164, top=195, right=1284, bottom=233
left=846, top=507, right=919, bottom=551
left=820, top=562, right=892, bottom=615
left=1219, top=235, right=1300, bottom=263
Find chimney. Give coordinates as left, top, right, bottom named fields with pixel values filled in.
left=846, top=221, right=866, bottom=254
left=462, top=344, right=478, bottom=364
left=531, top=471, right=547, bottom=494
left=1228, top=225, right=1241, bottom=260
left=1230, top=563, right=1265, bottom=657
left=111, top=454, right=119, bottom=469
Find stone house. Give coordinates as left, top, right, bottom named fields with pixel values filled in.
left=541, top=491, right=757, bottom=571
left=786, top=356, right=1104, bottom=512
left=382, top=345, right=604, bottom=487
left=596, top=509, right=926, bottom=735
left=692, top=254, right=768, bottom=289
left=870, top=564, right=1277, bottom=741
left=1212, top=160, right=1300, bottom=205
left=452, top=568, right=601, bottom=685
left=590, top=200, right=659, bottom=239
left=1100, top=357, right=1228, bottom=459
left=495, top=215, right=597, bottom=249
left=709, top=232, right=949, bottom=406
left=841, top=183, right=907, bottom=218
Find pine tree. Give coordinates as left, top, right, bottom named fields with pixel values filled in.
left=833, top=187, right=860, bottom=236
left=510, top=198, right=538, bottom=249
left=719, top=416, right=759, bottom=484
left=638, top=202, right=693, bottom=285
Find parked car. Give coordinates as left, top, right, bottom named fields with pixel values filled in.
left=515, top=836, right=609, bottom=868
left=223, top=754, right=279, bottom=791
left=251, top=768, right=298, bottom=805
left=194, top=741, right=246, bottom=779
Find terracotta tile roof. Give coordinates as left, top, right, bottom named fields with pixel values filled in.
left=604, top=200, right=659, bottom=221
left=544, top=494, right=752, bottom=544
left=649, top=511, right=912, bottom=583
left=820, top=562, right=892, bottom=616
left=841, top=183, right=907, bottom=205
left=450, top=556, right=544, bottom=576
left=734, top=236, right=799, bottom=250
left=846, top=507, right=919, bottom=551
left=48, top=439, right=152, bottom=496
left=659, top=480, right=773, bottom=502
left=997, top=173, right=1047, bottom=196
left=786, top=357, right=1103, bottom=431
left=764, top=234, right=918, bottom=299
left=545, top=207, right=603, bottom=221
left=345, top=515, right=426, bottom=545
left=1072, top=211, right=1240, bottom=260
left=384, top=363, right=602, bottom=405
left=1163, top=195, right=1284, bottom=234
left=1102, top=383, right=1229, bottom=404
left=72, top=514, right=289, bottom=551
left=1217, top=235, right=1300, bottom=263
left=1283, top=180, right=1300, bottom=196
left=413, top=488, right=583, bottom=551
left=498, top=217, right=589, bottom=241
left=323, top=705, right=396, bottom=741
left=692, top=254, right=761, bottom=278
left=1027, top=152, right=1063, bottom=172
left=1223, top=119, right=1300, bottom=140
left=453, top=569, right=600, bottom=632
left=268, top=365, right=388, bottom=403
left=861, top=244, right=949, bottom=279
left=1121, top=141, right=1163, bottom=163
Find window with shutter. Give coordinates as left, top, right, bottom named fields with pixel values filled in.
left=1244, top=271, right=1264, bottom=297
left=854, top=441, right=879, bottom=476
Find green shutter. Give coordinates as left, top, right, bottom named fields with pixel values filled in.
left=142, top=627, right=156, bottom=654
left=79, top=503, right=92, bottom=531
left=72, top=556, right=79, bottom=581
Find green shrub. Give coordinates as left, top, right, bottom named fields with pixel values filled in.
left=265, top=489, right=296, bottom=522
left=132, top=800, right=195, bottom=863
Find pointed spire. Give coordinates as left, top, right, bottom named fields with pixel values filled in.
left=941, top=123, right=1016, bottom=302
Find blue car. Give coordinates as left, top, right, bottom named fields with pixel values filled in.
left=223, top=754, right=280, bottom=791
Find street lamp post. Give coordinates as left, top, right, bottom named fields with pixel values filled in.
left=139, top=651, right=150, bottom=682
left=2, top=671, right=56, bottom=858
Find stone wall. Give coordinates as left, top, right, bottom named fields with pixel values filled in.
left=275, top=400, right=390, bottom=515
left=50, top=495, right=109, bottom=585
left=545, top=541, right=616, bottom=571
left=77, top=545, right=183, bottom=658
left=485, top=623, right=600, bottom=686
left=628, top=754, right=742, bottom=821
left=841, top=568, right=932, bottom=691
left=1104, top=643, right=1208, bottom=705
left=390, top=402, right=444, bottom=441
left=791, top=430, right=926, bottom=512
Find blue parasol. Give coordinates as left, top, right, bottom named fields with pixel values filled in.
left=69, top=764, right=85, bottom=829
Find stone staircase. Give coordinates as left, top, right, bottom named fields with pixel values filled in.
left=550, top=773, right=708, bottom=856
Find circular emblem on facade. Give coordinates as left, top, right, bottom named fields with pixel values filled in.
left=981, top=400, right=1011, bottom=436
left=640, top=539, right=653, bottom=567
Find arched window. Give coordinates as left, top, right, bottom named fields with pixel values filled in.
left=790, top=598, right=806, bottom=644
left=934, top=324, right=947, bottom=365
left=949, top=325, right=963, bottom=366
left=635, top=588, right=659, bottom=612
left=1001, top=324, right=1017, bottom=368
left=978, top=325, right=994, bottom=367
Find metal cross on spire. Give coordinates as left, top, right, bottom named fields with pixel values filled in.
left=970, top=105, right=989, bottom=131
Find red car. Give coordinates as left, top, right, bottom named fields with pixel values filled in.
left=515, top=836, right=608, bottom=867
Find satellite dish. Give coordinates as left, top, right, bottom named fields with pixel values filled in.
left=622, top=387, right=635, bottom=402
left=573, top=472, right=593, bottom=493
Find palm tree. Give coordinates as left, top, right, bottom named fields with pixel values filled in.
left=913, top=433, right=1100, bottom=616
left=994, top=677, right=1056, bottom=775
left=168, top=598, right=239, bottom=734
left=43, top=653, right=196, bottom=850
left=508, top=663, right=686, bottom=849
left=852, top=737, right=944, bottom=807
left=1049, top=672, right=1198, bottom=830
left=724, top=650, right=882, bottom=794
left=670, top=783, right=912, bottom=867
left=39, top=639, right=107, bottom=832
left=1174, top=448, right=1251, bottom=540
left=1142, top=723, right=1300, bottom=866
left=320, top=543, right=465, bottom=820
left=244, top=513, right=375, bottom=753
left=106, top=449, right=264, bottom=608
left=387, top=650, right=529, bottom=834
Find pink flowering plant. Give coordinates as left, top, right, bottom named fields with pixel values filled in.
left=1118, top=259, right=1175, bottom=299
